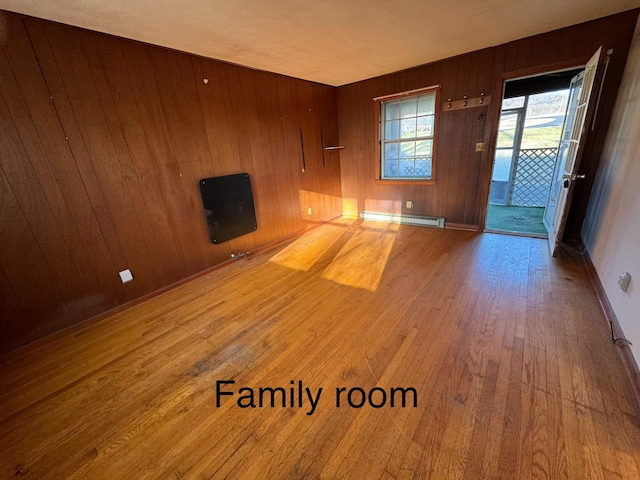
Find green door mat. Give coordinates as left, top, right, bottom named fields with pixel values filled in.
left=486, top=204, right=548, bottom=235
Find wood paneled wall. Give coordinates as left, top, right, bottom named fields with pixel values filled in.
left=337, top=10, right=639, bottom=230
left=1, top=9, right=638, bottom=354
left=0, top=12, right=342, bottom=353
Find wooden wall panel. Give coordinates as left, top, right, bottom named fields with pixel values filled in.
left=337, top=10, right=639, bottom=230
left=1, top=21, right=123, bottom=326
left=2, top=9, right=636, bottom=354
left=0, top=11, right=342, bottom=353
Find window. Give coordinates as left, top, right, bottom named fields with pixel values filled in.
left=376, top=86, right=439, bottom=183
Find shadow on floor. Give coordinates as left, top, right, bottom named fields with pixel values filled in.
left=486, top=204, right=548, bottom=236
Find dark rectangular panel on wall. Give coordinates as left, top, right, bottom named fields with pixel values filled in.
left=199, top=173, right=258, bottom=244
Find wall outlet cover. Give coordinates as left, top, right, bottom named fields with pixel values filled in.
left=618, top=272, right=631, bottom=292
left=119, top=269, right=134, bottom=283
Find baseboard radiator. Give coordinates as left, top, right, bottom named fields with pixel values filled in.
left=360, top=211, right=445, bottom=228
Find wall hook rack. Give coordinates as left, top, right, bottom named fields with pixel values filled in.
left=443, top=94, right=491, bottom=112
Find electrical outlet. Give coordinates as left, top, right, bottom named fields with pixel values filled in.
left=619, top=272, right=631, bottom=292
left=119, top=269, right=134, bottom=283
left=406, top=201, right=414, bottom=209
left=475, top=142, right=486, bottom=152
left=307, top=207, right=312, bottom=216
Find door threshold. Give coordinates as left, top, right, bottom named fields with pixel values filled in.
left=484, top=228, right=548, bottom=239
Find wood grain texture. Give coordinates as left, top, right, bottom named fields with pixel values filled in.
left=1, top=220, right=639, bottom=479
left=0, top=9, right=637, bottom=355
left=0, top=11, right=342, bottom=353
left=337, top=10, right=638, bottom=232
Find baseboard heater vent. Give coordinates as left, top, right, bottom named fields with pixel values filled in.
left=360, top=211, right=445, bottom=228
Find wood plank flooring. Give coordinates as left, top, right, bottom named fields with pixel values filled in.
left=1, top=219, right=639, bottom=479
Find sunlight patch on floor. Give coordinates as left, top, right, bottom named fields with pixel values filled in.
left=269, top=224, right=346, bottom=272
left=322, top=222, right=397, bottom=291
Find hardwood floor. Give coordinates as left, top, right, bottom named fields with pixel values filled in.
left=1, top=219, right=639, bottom=479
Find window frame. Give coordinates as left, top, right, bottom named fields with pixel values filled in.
left=374, top=85, right=441, bottom=185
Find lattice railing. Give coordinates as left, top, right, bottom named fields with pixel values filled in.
left=509, top=148, right=558, bottom=207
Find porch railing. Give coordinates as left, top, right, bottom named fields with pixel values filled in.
left=509, top=147, right=558, bottom=207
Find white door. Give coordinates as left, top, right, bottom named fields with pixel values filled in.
left=544, top=47, right=602, bottom=256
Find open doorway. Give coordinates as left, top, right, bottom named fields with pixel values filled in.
left=486, top=69, right=583, bottom=237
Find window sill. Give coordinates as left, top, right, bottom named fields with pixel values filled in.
left=375, top=179, right=436, bottom=186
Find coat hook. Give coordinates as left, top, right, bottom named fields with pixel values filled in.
left=447, top=98, right=452, bottom=109
left=480, top=92, right=484, bottom=104
left=463, top=95, right=468, bottom=107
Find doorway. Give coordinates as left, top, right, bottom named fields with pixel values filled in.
left=486, top=69, right=583, bottom=237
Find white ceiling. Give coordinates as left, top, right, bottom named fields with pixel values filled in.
left=1, top=0, right=639, bottom=86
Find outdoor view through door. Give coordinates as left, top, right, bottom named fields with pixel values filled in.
left=486, top=67, right=585, bottom=238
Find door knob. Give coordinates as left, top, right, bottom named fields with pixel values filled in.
left=562, top=173, right=586, bottom=181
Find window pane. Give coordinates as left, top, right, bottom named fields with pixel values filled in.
left=384, top=160, right=399, bottom=177
left=400, top=99, right=417, bottom=118
left=527, top=90, right=570, bottom=115
left=385, top=143, right=399, bottom=160
left=385, top=101, right=400, bottom=120
left=520, top=124, right=563, bottom=149
left=492, top=149, right=513, bottom=182
left=415, top=160, right=432, bottom=178
left=502, top=96, right=525, bottom=109
left=520, top=89, right=569, bottom=149
left=400, top=141, right=416, bottom=158
left=497, top=112, right=517, bottom=148
left=400, top=160, right=415, bottom=176
left=385, top=120, right=400, bottom=139
left=417, top=95, right=435, bottom=115
left=416, top=116, right=434, bottom=137
left=415, top=139, right=432, bottom=157
left=400, top=118, right=416, bottom=138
